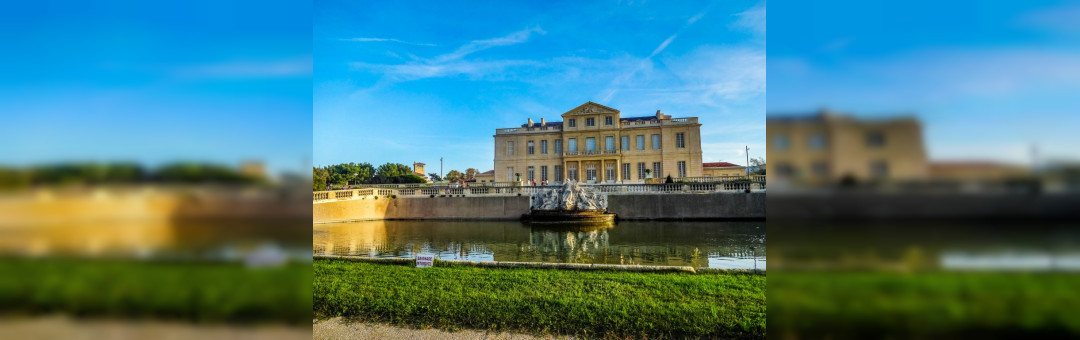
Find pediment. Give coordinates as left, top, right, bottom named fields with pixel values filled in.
left=561, top=101, right=620, bottom=117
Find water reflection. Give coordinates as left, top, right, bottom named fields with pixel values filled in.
left=312, top=220, right=765, bottom=269
left=0, top=219, right=311, bottom=261
left=769, top=220, right=1080, bottom=271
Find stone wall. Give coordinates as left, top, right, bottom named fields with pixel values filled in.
left=312, top=192, right=766, bottom=223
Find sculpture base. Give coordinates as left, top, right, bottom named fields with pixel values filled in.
left=522, top=210, right=616, bottom=224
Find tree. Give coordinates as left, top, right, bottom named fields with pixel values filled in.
left=665, top=174, right=674, bottom=183
left=374, top=163, right=413, bottom=183
left=428, top=173, right=443, bottom=182
left=749, top=157, right=766, bottom=175
left=445, top=170, right=464, bottom=183
left=464, top=168, right=478, bottom=181
left=312, top=167, right=329, bottom=190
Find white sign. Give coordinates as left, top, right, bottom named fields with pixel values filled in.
left=415, top=255, right=435, bottom=268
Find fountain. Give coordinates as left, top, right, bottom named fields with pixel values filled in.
left=522, top=181, right=616, bottom=224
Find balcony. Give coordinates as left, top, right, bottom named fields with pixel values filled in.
left=563, top=149, right=620, bottom=157
left=496, top=125, right=563, bottom=135
left=620, top=117, right=698, bottom=128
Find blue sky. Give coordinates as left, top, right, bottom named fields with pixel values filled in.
left=314, top=0, right=766, bottom=173
left=0, top=1, right=312, bottom=176
left=768, top=0, right=1080, bottom=165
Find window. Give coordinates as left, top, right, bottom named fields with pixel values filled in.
left=676, top=133, right=685, bottom=148
left=622, top=163, right=630, bottom=181
left=585, top=164, right=597, bottom=181
left=812, top=161, right=829, bottom=177
left=568, top=119, right=576, bottom=127
left=605, top=163, right=615, bottom=182
left=554, top=140, right=562, bottom=154
left=527, top=166, right=535, bottom=181
left=527, top=141, right=534, bottom=155
left=653, top=162, right=662, bottom=178
left=586, top=137, right=596, bottom=151
left=568, top=164, right=578, bottom=181
left=541, top=166, right=548, bottom=181
left=621, top=136, right=630, bottom=150
left=540, top=140, right=548, bottom=154
left=586, top=118, right=595, bottom=126
left=776, top=163, right=794, bottom=177
left=677, top=161, right=687, bottom=178
left=636, top=135, right=645, bottom=150
left=651, top=134, right=661, bottom=149
left=605, top=136, right=614, bottom=150
left=568, top=138, right=577, bottom=151
left=809, top=134, right=826, bottom=150
left=637, top=162, right=646, bottom=179
left=554, top=165, right=563, bottom=182
left=774, top=135, right=790, bottom=150
left=867, top=132, right=886, bottom=148
left=507, top=141, right=514, bottom=155
left=605, top=116, right=613, bottom=125
left=507, top=167, right=514, bottom=181
left=871, top=161, right=889, bottom=178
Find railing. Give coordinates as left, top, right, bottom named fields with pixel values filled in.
left=496, top=125, right=563, bottom=134
left=563, top=149, right=620, bottom=157
left=314, top=180, right=765, bottom=202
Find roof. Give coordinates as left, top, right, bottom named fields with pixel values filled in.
left=521, top=121, right=564, bottom=128
left=620, top=116, right=657, bottom=122
left=703, top=162, right=743, bottom=168
left=478, top=170, right=495, bottom=175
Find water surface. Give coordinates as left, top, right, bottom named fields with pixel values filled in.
left=313, top=220, right=765, bottom=269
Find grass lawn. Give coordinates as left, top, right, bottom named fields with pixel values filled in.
left=313, top=259, right=766, bottom=339
left=769, top=271, right=1080, bottom=337
left=0, top=258, right=311, bottom=324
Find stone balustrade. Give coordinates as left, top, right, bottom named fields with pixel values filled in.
left=313, top=180, right=766, bottom=202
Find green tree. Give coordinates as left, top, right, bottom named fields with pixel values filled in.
left=464, top=168, right=478, bottom=181
left=749, top=157, right=766, bottom=175
left=428, top=173, right=443, bottom=182
left=445, top=170, right=464, bottom=183
left=312, top=167, right=329, bottom=191
left=374, top=163, right=414, bottom=183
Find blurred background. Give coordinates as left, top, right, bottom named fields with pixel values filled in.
left=0, top=1, right=312, bottom=339
left=767, top=0, right=1080, bottom=337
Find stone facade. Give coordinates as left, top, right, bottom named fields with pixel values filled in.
left=493, top=102, right=703, bottom=184
left=767, top=110, right=928, bottom=183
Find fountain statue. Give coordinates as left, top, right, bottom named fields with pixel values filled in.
left=522, top=181, right=615, bottom=223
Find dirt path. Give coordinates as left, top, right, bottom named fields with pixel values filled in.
left=0, top=315, right=309, bottom=340
left=313, top=317, right=567, bottom=340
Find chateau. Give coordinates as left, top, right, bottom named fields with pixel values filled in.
left=493, top=102, right=703, bottom=184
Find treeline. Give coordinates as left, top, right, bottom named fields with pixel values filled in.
left=312, top=162, right=425, bottom=190
left=0, top=162, right=264, bottom=190
left=313, top=163, right=484, bottom=191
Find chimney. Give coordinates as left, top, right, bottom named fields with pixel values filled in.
left=527, top=118, right=534, bottom=126
left=656, top=109, right=662, bottom=119
left=540, top=117, right=546, bottom=125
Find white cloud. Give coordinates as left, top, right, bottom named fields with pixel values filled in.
left=348, top=26, right=546, bottom=81
left=731, top=2, right=765, bottom=36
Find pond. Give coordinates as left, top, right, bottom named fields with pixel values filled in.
left=312, top=220, right=765, bottom=269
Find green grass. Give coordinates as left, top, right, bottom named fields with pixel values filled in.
left=769, top=271, right=1080, bottom=337
left=313, top=259, right=766, bottom=339
left=0, top=258, right=311, bottom=324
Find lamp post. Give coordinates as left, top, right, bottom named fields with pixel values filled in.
left=745, top=145, right=750, bottom=176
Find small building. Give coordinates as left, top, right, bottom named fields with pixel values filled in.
left=703, top=162, right=748, bottom=179
left=413, top=162, right=430, bottom=182
left=929, top=161, right=1030, bottom=181
left=474, top=170, right=495, bottom=183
